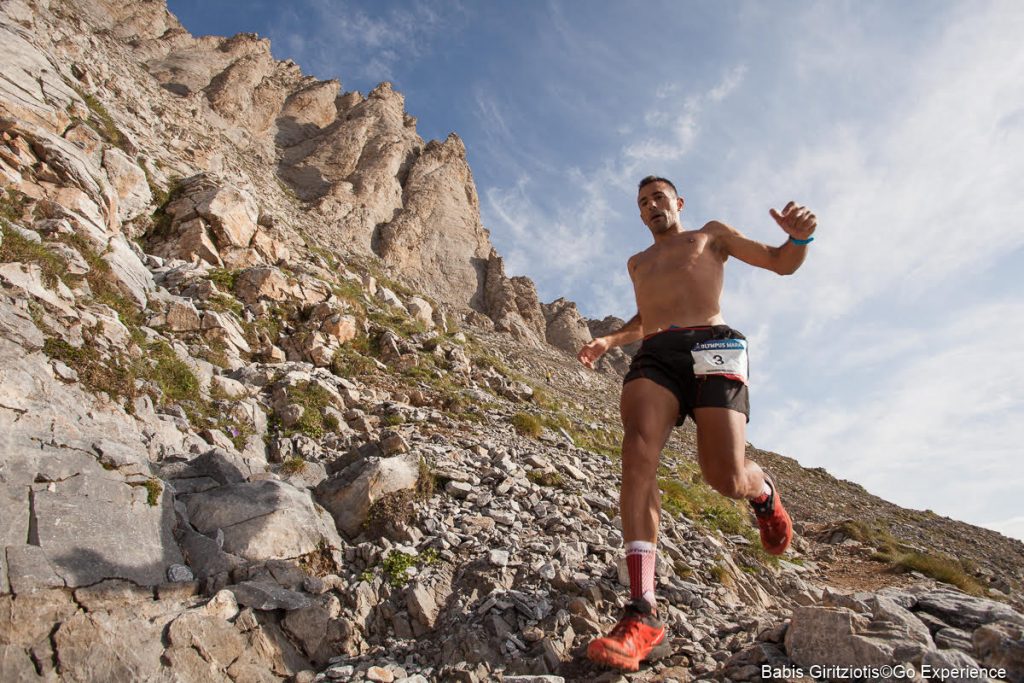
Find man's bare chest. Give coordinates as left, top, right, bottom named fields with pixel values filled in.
left=632, top=237, right=719, bottom=284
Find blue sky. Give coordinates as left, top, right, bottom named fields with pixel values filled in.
left=167, top=0, right=1024, bottom=541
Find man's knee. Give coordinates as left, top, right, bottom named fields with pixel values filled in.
left=621, top=429, right=661, bottom=471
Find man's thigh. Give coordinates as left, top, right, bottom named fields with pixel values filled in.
left=693, top=406, right=747, bottom=479
left=620, top=378, right=679, bottom=444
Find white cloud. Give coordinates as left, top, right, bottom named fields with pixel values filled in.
left=752, top=298, right=1024, bottom=526
left=626, top=66, right=747, bottom=164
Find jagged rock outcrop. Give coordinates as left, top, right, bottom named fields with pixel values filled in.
left=542, top=297, right=593, bottom=354
left=149, top=173, right=288, bottom=268
left=482, top=249, right=546, bottom=346
left=374, top=134, right=493, bottom=309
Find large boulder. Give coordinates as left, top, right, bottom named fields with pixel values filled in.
left=785, top=596, right=934, bottom=672
left=149, top=174, right=267, bottom=268
left=315, top=454, right=421, bottom=538
left=185, top=479, right=343, bottom=561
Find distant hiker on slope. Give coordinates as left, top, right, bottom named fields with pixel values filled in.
left=577, top=175, right=817, bottom=672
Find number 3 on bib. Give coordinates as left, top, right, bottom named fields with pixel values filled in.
left=691, top=339, right=749, bottom=385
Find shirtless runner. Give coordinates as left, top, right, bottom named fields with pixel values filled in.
left=577, top=176, right=817, bottom=672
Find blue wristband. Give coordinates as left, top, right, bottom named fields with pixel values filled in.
left=789, top=236, right=814, bottom=245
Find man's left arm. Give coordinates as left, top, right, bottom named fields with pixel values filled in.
left=707, top=201, right=818, bottom=275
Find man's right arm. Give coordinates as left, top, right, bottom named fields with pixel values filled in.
left=577, top=313, right=643, bottom=369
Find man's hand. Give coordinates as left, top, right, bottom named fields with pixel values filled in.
left=770, top=201, right=817, bottom=242
left=577, top=337, right=610, bottom=369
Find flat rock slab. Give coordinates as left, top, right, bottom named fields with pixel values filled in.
left=228, top=580, right=312, bottom=611
left=32, top=474, right=183, bottom=587
left=914, top=588, right=1024, bottom=630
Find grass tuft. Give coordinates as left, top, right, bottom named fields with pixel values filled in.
left=280, top=457, right=307, bottom=475
left=511, top=412, right=543, bottom=438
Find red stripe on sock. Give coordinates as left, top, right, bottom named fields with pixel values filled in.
left=626, top=547, right=656, bottom=601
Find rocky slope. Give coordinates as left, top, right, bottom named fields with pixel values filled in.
left=1, top=1, right=1023, bottom=682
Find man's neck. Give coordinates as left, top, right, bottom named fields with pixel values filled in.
left=651, top=224, right=686, bottom=243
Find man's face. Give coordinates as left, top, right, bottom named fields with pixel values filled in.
left=637, top=181, right=684, bottom=234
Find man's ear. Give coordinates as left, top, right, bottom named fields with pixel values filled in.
left=677, top=196, right=685, bottom=211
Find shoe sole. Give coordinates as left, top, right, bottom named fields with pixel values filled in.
left=586, top=632, right=668, bottom=672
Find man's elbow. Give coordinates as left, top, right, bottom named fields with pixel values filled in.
left=773, top=259, right=800, bottom=276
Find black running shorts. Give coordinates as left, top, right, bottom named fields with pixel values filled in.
left=623, top=325, right=750, bottom=426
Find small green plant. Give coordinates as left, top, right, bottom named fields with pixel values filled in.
left=674, top=560, right=694, bottom=578
left=272, top=382, right=340, bottom=440
left=197, top=336, right=232, bottom=369
left=332, top=278, right=367, bottom=308
left=378, top=547, right=441, bottom=587
left=330, top=342, right=376, bottom=379
left=147, top=176, right=182, bottom=239
left=511, top=412, right=543, bottom=438
left=307, top=243, right=340, bottom=270
left=1, top=187, right=31, bottom=224
left=875, top=549, right=984, bottom=595
left=381, top=551, right=418, bottom=586
left=208, top=268, right=239, bottom=293
left=145, top=341, right=200, bottom=403
left=143, top=479, right=162, bottom=506
left=43, top=337, right=138, bottom=405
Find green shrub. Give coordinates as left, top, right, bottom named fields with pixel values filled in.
left=0, top=188, right=31, bottom=225
left=709, top=564, right=733, bottom=586
left=284, top=382, right=338, bottom=439
left=379, top=548, right=441, bottom=587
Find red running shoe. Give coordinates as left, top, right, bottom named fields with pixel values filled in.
left=751, top=474, right=793, bottom=555
left=586, top=598, right=667, bottom=672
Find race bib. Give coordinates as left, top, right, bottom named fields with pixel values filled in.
left=691, top=338, right=749, bottom=384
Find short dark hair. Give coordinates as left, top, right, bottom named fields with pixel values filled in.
left=638, top=175, right=678, bottom=196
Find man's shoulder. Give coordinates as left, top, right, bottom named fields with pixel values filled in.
left=700, top=219, right=734, bottom=235
left=627, top=247, right=652, bottom=266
